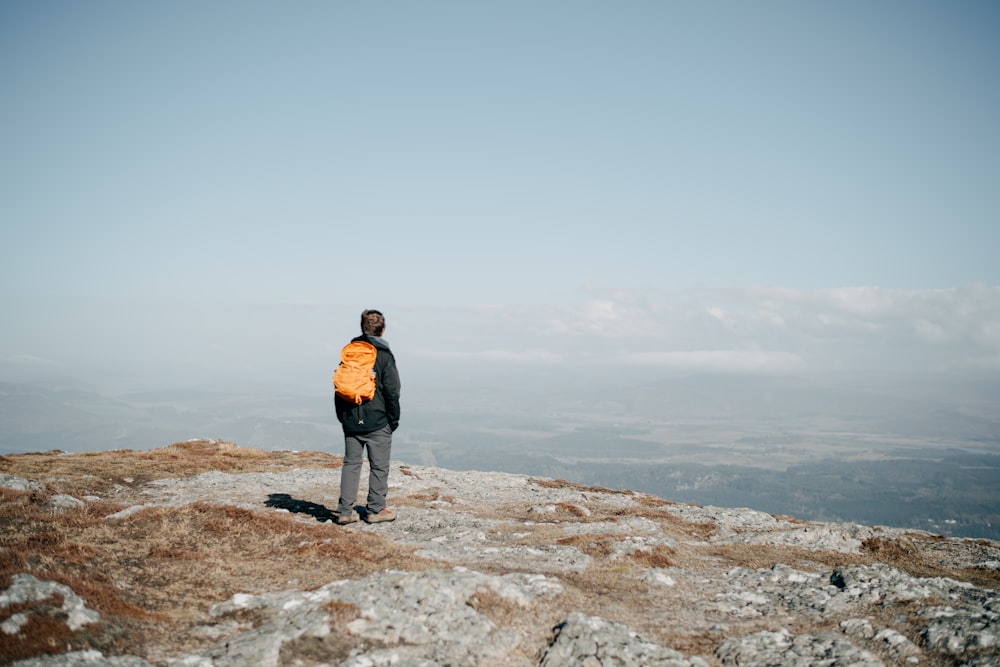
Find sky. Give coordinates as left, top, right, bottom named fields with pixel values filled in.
left=1, top=1, right=999, bottom=396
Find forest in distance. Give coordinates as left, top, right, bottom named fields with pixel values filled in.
left=2, top=369, right=999, bottom=540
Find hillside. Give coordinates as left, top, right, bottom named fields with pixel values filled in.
left=1, top=440, right=998, bottom=666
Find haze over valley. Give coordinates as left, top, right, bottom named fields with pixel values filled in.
left=3, top=363, right=997, bottom=540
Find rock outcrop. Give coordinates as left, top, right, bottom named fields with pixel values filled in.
left=1, top=441, right=998, bottom=666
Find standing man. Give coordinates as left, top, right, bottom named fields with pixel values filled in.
left=334, top=309, right=401, bottom=524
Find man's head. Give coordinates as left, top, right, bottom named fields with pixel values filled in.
left=361, top=309, right=385, bottom=337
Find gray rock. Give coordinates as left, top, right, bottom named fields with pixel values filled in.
left=11, top=651, right=152, bottom=667
left=715, top=629, right=884, bottom=666
left=177, top=567, right=563, bottom=666
left=540, top=612, right=709, bottom=667
left=830, top=563, right=976, bottom=605
left=0, top=473, right=44, bottom=492
left=640, top=568, right=678, bottom=587
left=368, top=506, right=594, bottom=573
left=48, top=493, right=86, bottom=511
left=1, top=574, right=100, bottom=633
left=872, top=628, right=922, bottom=661
left=919, top=604, right=999, bottom=655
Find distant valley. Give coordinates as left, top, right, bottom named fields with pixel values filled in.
left=2, top=369, right=998, bottom=539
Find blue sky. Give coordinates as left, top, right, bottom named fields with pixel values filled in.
left=2, top=1, right=999, bottom=392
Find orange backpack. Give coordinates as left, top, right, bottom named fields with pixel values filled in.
left=333, top=341, right=378, bottom=404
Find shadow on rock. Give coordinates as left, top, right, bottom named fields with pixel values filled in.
left=265, top=493, right=337, bottom=523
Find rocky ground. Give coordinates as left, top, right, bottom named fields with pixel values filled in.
left=1, top=440, right=999, bottom=666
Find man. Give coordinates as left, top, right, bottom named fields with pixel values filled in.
left=334, top=309, right=401, bottom=524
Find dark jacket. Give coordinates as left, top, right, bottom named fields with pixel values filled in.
left=335, top=335, right=401, bottom=435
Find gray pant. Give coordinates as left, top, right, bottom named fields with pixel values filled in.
left=337, top=425, right=392, bottom=516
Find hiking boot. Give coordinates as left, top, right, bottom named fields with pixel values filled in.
left=365, top=508, right=396, bottom=524
left=336, top=512, right=358, bottom=525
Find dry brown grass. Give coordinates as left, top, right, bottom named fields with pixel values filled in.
left=530, top=477, right=634, bottom=496
left=0, top=442, right=429, bottom=665
left=628, top=544, right=676, bottom=569
left=0, top=440, right=342, bottom=498
left=688, top=542, right=865, bottom=572
left=552, top=563, right=705, bottom=649
left=463, top=485, right=718, bottom=545
left=861, top=535, right=915, bottom=562
left=555, top=533, right=622, bottom=559
left=555, top=501, right=591, bottom=519
left=861, top=535, right=1000, bottom=589
left=466, top=588, right=525, bottom=627
left=609, top=504, right=719, bottom=541
left=400, top=488, right=443, bottom=503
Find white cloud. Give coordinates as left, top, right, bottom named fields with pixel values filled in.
left=2, top=354, right=58, bottom=366
left=824, top=286, right=896, bottom=316
left=413, top=347, right=563, bottom=364
left=616, top=349, right=805, bottom=374
left=399, top=285, right=1000, bottom=376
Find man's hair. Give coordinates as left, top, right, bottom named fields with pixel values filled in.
left=361, top=309, right=385, bottom=336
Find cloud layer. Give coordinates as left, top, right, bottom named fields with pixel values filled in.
left=406, top=285, right=1000, bottom=377
left=2, top=286, right=997, bottom=396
